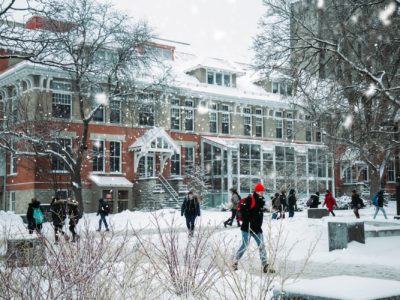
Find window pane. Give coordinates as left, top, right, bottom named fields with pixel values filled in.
left=216, top=73, right=222, bottom=85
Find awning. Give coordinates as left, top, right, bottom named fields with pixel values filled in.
left=90, top=175, right=133, bottom=188
left=128, top=127, right=180, bottom=172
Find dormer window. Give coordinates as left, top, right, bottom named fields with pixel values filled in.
left=207, top=69, right=232, bottom=87
left=272, top=81, right=293, bottom=96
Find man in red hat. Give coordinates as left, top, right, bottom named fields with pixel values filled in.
left=232, top=182, right=275, bottom=274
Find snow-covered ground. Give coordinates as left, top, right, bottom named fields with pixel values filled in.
left=1, top=202, right=400, bottom=299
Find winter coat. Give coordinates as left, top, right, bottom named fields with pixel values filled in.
left=288, top=193, right=297, bottom=210
left=271, top=196, right=281, bottom=211
left=98, top=200, right=110, bottom=216
left=351, top=194, right=363, bottom=209
left=323, top=192, right=336, bottom=211
left=279, top=193, right=287, bottom=209
left=377, top=192, right=385, bottom=208
left=181, top=196, right=201, bottom=217
left=240, top=192, right=265, bottom=234
left=310, top=194, right=320, bottom=208
left=27, top=201, right=44, bottom=228
left=230, top=192, right=241, bottom=210
left=68, top=200, right=80, bottom=225
left=51, top=199, right=67, bottom=226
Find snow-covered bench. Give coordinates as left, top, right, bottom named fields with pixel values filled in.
left=5, top=234, right=46, bottom=267
left=273, top=275, right=400, bottom=300
left=307, top=208, right=329, bottom=219
left=328, top=221, right=365, bottom=251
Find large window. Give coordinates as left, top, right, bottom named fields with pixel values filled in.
left=275, top=111, right=283, bottom=138
left=184, top=100, right=194, bottom=131
left=52, top=138, right=72, bottom=172
left=110, top=100, right=121, bottom=124
left=52, top=93, right=72, bottom=119
left=171, top=108, right=180, bottom=130
left=10, top=150, right=17, bottom=174
left=139, top=105, right=154, bottom=126
left=9, top=191, right=15, bottom=212
left=93, top=105, right=104, bottom=122
left=138, top=155, right=154, bottom=178
left=51, top=81, right=72, bottom=119
left=110, top=141, right=121, bottom=173
left=222, top=113, right=230, bottom=134
left=170, top=153, right=181, bottom=176
left=388, top=160, right=395, bottom=182
left=255, top=117, right=263, bottom=137
left=243, top=108, right=251, bottom=136
left=207, top=70, right=232, bottom=87
left=209, top=112, right=217, bottom=133
left=183, top=147, right=195, bottom=174
left=93, top=141, right=105, bottom=172
left=286, top=112, right=294, bottom=139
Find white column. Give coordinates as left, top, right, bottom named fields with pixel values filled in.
left=227, top=149, right=232, bottom=191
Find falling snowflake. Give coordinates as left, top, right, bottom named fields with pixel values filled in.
left=317, top=0, right=324, bottom=9
left=364, top=83, right=377, bottom=97
left=343, top=115, right=353, bottom=129
left=213, top=30, right=226, bottom=41
left=379, top=2, right=396, bottom=26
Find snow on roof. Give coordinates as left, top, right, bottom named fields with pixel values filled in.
left=128, top=127, right=180, bottom=154
left=89, top=175, right=133, bottom=188
left=183, top=56, right=246, bottom=76
left=202, top=136, right=326, bottom=151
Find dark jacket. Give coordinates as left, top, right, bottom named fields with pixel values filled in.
left=68, top=200, right=80, bottom=221
left=230, top=192, right=241, bottom=210
left=98, top=200, right=110, bottom=216
left=288, top=191, right=297, bottom=210
left=271, top=195, right=281, bottom=211
left=279, top=193, right=287, bottom=210
left=351, top=194, right=363, bottom=209
left=377, top=192, right=385, bottom=207
left=51, top=199, right=67, bottom=226
left=26, top=201, right=44, bottom=226
left=240, top=192, right=265, bottom=234
left=181, top=196, right=201, bottom=217
left=310, top=194, right=320, bottom=208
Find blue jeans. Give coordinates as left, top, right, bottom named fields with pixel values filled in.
left=99, top=214, right=109, bottom=229
left=235, top=230, right=267, bottom=265
left=373, top=206, right=388, bottom=219
left=185, top=214, right=197, bottom=231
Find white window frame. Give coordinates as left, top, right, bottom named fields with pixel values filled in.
left=207, top=69, right=232, bottom=87
left=92, top=140, right=105, bottom=173
left=209, top=111, right=218, bottom=133
left=109, top=141, right=121, bottom=173
left=138, top=154, right=155, bottom=178
left=170, top=152, right=181, bottom=176
left=10, top=151, right=17, bottom=175
left=51, top=81, right=72, bottom=120
left=388, top=160, right=396, bottom=182
left=255, top=116, right=263, bottom=137
left=275, top=111, right=283, bottom=139
left=221, top=112, right=230, bottom=134
left=110, top=99, right=121, bottom=124
left=183, top=146, right=195, bottom=174
left=52, top=138, right=72, bottom=173
left=9, top=191, right=16, bottom=212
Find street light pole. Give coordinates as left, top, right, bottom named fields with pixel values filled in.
left=395, top=176, right=400, bottom=219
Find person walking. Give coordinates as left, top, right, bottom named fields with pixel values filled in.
left=67, top=198, right=80, bottom=242
left=373, top=190, right=388, bottom=219
left=232, top=182, right=275, bottom=274
left=181, top=191, right=201, bottom=237
left=287, top=189, right=297, bottom=218
left=350, top=190, right=363, bottom=219
left=26, top=198, right=45, bottom=234
left=96, top=198, right=110, bottom=231
left=271, top=192, right=281, bottom=220
left=323, top=190, right=336, bottom=216
left=50, top=197, right=69, bottom=243
left=309, top=192, right=321, bottom=208
left=224, top=188, right=241, bottom=227
left=279, top=191, right=287, bottom=219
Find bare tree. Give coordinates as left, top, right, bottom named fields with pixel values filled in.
left=254, top=0, right=400, bottom=195
left=0, top=0, right=167, bottom=212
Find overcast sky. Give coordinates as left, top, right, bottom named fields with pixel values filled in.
left=11, top=0, right=264, bottom=63
left=112, top=0, right=265, bottom=63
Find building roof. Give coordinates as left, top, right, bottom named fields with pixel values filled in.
left=89, top=175, right=133, bottom=188
left=128, top=127, right=180, bottom=154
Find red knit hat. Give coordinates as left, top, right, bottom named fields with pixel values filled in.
left=254, top=182, right=265, bottom=192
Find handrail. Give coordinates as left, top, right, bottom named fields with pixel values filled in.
left=158, top=173, right=179, bottom=204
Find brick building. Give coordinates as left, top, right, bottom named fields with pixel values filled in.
left=0, top=18, right=334, bottom=213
